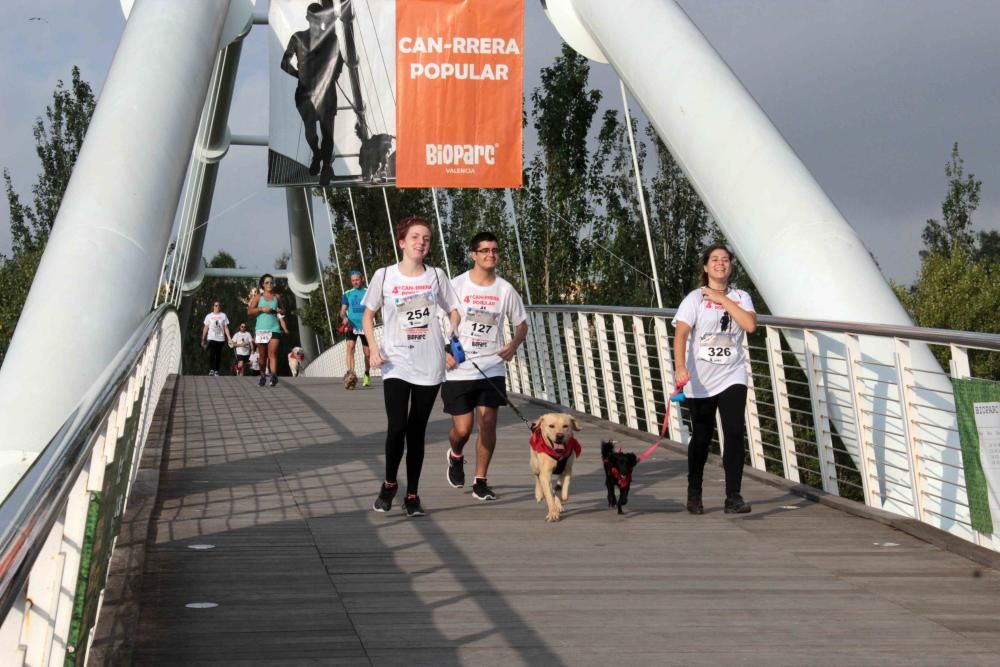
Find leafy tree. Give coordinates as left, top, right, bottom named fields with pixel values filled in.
left=523, top=44, right=601, bottom=303
left=0, top=67, right=96, bottom=369
left=920, top=143, right=981, bottom=258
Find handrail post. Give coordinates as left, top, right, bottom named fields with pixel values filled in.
left=895, top=339, right=926, bottom=522
left=562, top=315, right=587, bottom=413
left=547, top=313, right=570, bottom=406
left=845, top=335, right=879, bottom=507
left=742, top=336, right=765, bottom=471
left=594, top=315, right=620, bottom=424
left=655, top=318, right=688, bottom=444
left=578, top=314, right=602, bottom=419
left=766, top=327, right=800, bottom=483
left=804, top=330, right=841, bottom=495
left=612, top=315, right=639, bottom=429
left=633, top=317, right=659, bottom=435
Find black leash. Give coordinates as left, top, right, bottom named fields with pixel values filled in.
left=468, top=358, right=534, bottom=431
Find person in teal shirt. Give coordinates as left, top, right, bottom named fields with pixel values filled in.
left=340, top=270, right=371, bottom=386
left=249, top=273, right=289, bottom=387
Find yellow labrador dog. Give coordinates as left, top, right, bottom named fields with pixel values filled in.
left=529, top=413, right=583, bottom=522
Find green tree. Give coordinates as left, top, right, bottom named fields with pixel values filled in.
left=920, top=142, right=981, bottom=258
left=522, top=44, right=601, bottom=303
left=1, top=67, right=96, bottom=368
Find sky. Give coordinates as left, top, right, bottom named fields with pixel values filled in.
left=1, top=0, right=998, bottom=284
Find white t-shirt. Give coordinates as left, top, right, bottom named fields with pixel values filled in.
left=447, top=271, right=527, bottom=381
left=362, top=265, right=461, bottom=385
left=232, top=331, right=253, bottom=356
left=203, top=312, right=229, bottom=342
left=671, top=287, right=755, bottom=398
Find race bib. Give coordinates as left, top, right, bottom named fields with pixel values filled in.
left=460, top=308, right=500, bottom=354
left=255, top=330, right=273, bottom=344
left=697, top=333, right=738, bottom=365
left=395, top=292, right=435, bottom=330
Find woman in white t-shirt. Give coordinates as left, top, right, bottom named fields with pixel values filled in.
left=672, top=244, right=757, bottom=515
left=201, top=301, right=231, bottom=376
left=362, top=217, right=461, bottom=518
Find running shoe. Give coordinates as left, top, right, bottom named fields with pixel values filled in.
left=724, top=494, right=752, bottom=514
left=269, top=375, right=279, bottom=387
left=372, top=482, right=397, bottom=512
left=363, top=373, right=370, bottom=387
left=258, top=374, right=267, bottom=386
left=403, top=494, right=425, bottom=517
left=446, top=450, right=465, bottom=488
left=471, top=479, right=497, bottom=501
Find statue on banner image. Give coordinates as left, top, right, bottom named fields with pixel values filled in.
left=280, top=1, right=344, bottom=186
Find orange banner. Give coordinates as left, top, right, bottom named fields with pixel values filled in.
left=396, top=0, right=523, bottom=188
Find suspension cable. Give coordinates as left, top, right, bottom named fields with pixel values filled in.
left=303, top=188, right=337, bottom=345
left=321, top=188, right=346, bottom=295
left=346, top=188, right=368, bottom=282
left=431, top=188, right=451, bottom=278
left=382, top=188, right=398, bottom=262
left=505, top=189, right=532, bottom=305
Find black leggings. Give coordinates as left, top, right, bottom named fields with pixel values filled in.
left=687, top=384, right=748, bottom=497
left=207, top=340, right=225, bottom=373
left=383, top=378, right=441, bottom=495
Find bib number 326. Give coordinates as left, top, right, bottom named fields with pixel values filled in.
left=697, top=334, right=738, bottom=365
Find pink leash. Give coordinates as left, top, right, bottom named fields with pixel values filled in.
left=637, top=381, right=688, bottom=463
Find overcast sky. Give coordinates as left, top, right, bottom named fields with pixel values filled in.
left=1, top=0, right=998, bottom=284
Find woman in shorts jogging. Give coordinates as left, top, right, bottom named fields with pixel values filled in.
left=672, top=243, right=757, bottom=515
left=363, top=217, right=461, bottom=517
left=248, top=273, right=288, bottom=387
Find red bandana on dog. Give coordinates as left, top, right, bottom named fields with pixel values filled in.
left=530, top=428, right=582, bottom=460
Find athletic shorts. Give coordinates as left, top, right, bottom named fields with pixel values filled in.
left=346, top=329, right=369, bottom=346
left=441, top=377, right=507, bottom=416
left=236, top=354, right=250, bottom=362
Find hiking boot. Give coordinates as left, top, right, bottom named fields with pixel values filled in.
left=403, top=494, right=425, bottom=517
left=446, top=450, right=465, bottom=488
left=686, top=490, right=704, bottom=515
left=471, top=479, right=497, bottom=501
left=724, top=495, right=752, bottom=514
left=372, top=483, right=397, bottom=512
left=363, top=373, right=371, bottom=387
left=269, top=375, right=279, bottom=387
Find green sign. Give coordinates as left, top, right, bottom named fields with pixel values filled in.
left=952, top=377, right=1000, bottom=534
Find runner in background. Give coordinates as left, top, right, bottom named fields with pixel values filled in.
left=340, top=270, right=372, bottom=386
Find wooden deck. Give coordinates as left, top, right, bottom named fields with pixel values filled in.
left=130, top=376, right=1000, bottom=665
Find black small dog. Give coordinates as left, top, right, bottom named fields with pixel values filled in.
left=356, top=123, right=395, bottom=183
left=601, top=440, right=638, bottom=515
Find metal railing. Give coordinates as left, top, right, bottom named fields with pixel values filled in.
left=507, top=305, right=1000, bottom=552
left=0, top=306, right=181, bottom=666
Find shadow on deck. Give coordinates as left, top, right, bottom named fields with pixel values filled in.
left=99, top=377, right=1000, bottom=665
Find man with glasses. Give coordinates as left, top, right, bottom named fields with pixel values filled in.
left=231, top=323, right=254, bottom=376
left=443, top=232, right=529, bottom=501
left=340, top=270, right=371, bottom=387
left=201, top=301, right=232, bottom=376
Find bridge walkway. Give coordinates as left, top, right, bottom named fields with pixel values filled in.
left=130, top=377, right=1000, bottom=665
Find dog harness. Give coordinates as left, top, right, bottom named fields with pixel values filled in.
left=603, top=453, right=633, bottom=490
left=529, top=429, right=582, bottom=461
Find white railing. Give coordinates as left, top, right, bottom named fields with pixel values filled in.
left=508, top=305, right=1000, bottom=552
left=0, top=306, right=182, bottom=666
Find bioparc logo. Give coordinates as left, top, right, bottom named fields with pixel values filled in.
left=425, top=143, right=498, bottom=174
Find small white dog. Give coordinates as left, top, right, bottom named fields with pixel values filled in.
left=288, top=347, right=306, bottom=377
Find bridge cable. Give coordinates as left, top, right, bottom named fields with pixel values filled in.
left=382, top=189, right=399, bottom=262
left=320, top=188, right=347, bottom=295
left=303, top=188, right=338, bottom=345
left=505, top=189, right=532, bottom=305
left=345, top=188, right=369, bottom=283
left=431, top=188, right=451, bottom=278
left=620, top=80, right=664, bottom=308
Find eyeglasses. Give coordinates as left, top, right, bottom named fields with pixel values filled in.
left=263, top=280, right=273, bottom=285
left=475, top=248, right=501, bottom=256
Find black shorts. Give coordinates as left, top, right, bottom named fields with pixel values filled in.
left=346, top=329, right=369, bottom=346
left=441, top=377, right=507, bottom=416
left=236, top=354, right=250, bottom=362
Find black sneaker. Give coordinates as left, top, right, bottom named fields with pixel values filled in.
left=446, top=450, right=465, bottom=488
left=372, top=483, right=397, bottom=512
left=724, top=495, right=752, bottom=514
left=403, top=494, right=425, bottom=517
left=471, top=479, right=497, bottom=501
left=686, top=491, right=704, bottom=515
left=269, top=375, right=279, bottom=387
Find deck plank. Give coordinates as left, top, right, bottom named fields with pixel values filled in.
left=133, top=376, right=1000, bottom=665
